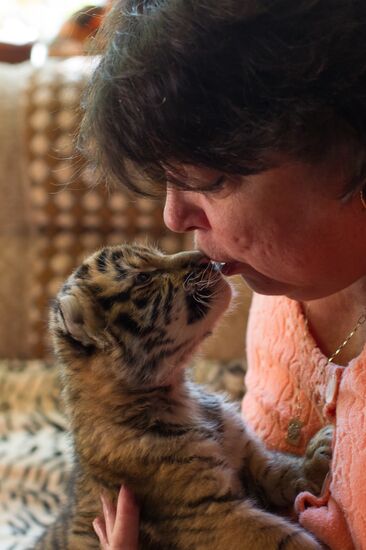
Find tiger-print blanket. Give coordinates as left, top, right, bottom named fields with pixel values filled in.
left=0, top=360, right=71, bottom=550
left=0, top=358, right=245, bottom=549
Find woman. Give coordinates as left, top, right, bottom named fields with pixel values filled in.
left=80, top=1, right=366, bottom=548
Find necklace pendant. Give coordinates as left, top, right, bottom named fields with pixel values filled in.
left=323, top=367, right=343, bottom=419
left=325, top=372, right=339, bottom=405
left=286, top=418, right=303, bottom=447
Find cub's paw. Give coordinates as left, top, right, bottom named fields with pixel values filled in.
left=303, top=425, right=334, bottom=494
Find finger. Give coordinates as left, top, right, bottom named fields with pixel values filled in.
left=93, top=517, right=108, bottom=548
left=113, top=485, right=140, bottom=548
left=101, top=493, right=117, bottom=543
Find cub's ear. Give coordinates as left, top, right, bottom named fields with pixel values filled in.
left=58, top=294, right=95, bottom=346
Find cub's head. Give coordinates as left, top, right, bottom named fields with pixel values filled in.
left=50, top=244, right=231, bottom=387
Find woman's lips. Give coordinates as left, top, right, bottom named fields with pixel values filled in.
left=221, top=261, right=277, bottom=284
left=203, top=257, right=246, bottom=276
left=221, top=262, right=245, bottom=276
left=200, top=250, right=273, bottom=280
left=205, top=255, right=294, bottom=294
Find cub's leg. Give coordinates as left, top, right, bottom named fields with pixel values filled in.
left=218, top=500, right=323, bottom=550
left=151, top=492, right=323, bottom=550
left=34, top=512, right=99, bottom=550
left=33, top=485, right=101, bottom=550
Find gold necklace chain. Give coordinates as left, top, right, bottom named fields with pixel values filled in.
left=287, top=306, right=366, bottom=447
left=327, top=310, right=366, bottom=363
left=304, top=307, right=366, bottom=364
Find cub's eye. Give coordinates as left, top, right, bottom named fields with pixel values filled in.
left=135, top=272, right=153, bottom=285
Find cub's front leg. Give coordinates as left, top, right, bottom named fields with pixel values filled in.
left=183, top=498, right=323, bottom=550
left=242, top=425, right=333, bottom=509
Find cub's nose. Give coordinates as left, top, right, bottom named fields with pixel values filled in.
left=169, top=250, right=209, bottom=268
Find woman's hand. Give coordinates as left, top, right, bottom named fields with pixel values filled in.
left=93, top=486, right=139, bottom=549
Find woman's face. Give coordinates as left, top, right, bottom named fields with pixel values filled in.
left=163, top=160, right=366, bottom=301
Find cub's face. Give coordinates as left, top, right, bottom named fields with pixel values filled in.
left=51, top=244, right=231, bottom=386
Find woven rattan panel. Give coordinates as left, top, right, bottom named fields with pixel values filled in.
left=24, top=58, right=185, bottom=358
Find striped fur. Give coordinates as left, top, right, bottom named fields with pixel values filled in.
left=35, top=244, right=329, bottom=549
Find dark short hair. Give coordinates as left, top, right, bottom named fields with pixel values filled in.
left=79, top=0, right=366, bottom=198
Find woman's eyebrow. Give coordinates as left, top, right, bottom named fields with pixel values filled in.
left=166, top=171, right=224, bottom=188
left=165, top=172, right=188, bottom=186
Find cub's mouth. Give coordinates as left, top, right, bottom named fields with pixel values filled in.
left=183, top=260, right=223, bottom=290
left=213, top=261, right=244, bottom=277
left=196, top=253, right=239, bottom=277
left=194, top=257, right=226, bottom=273
left=183, top=260, right=224, bottom=324
left=212, top=261, right=226, bottom=272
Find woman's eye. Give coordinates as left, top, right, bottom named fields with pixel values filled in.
left=198, top=175, right=232, bottom=195
left=135, top=272, right=152, bottom=285
left=206, top=175, right=226, bottom=192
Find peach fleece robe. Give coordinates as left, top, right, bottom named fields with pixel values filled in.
left=242, top=293, right=366, bottom=550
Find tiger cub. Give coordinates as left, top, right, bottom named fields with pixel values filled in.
left=35, top=244, right=330, bottom=550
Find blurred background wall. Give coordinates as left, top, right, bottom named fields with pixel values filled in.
left=0, top=0, right=251, bottom=376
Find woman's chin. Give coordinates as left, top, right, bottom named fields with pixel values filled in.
left=239, top=274, right=296, bottom=297
left=219, top=260, right=310, bottom=299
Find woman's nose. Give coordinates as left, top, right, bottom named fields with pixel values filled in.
left=163, top=187, right=210, bottom=233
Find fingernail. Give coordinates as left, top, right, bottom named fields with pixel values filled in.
left=92, top=519, right=101, bottom=537
left=100, top=493, right=109, bottom=519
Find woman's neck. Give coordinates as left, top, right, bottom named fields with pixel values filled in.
left=302, top=277, right=366, bottom=365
